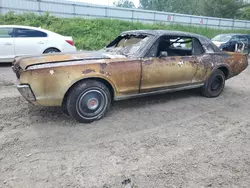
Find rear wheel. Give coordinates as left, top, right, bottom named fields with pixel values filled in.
left=201, top=69, right=225, bottom=98
left=66, top=80, right=111, bottom=123
left=43, top=48, right=60, bottom=54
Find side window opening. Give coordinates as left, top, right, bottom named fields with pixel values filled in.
left=146, top=36, right=204, bottom=57
left=0, top=28, right=14, bottom=38
left=16, top=28, right=47, bottom=38
left=231, top=36, right=239, bottom=42
left=192, top=38, right=205, bottom=55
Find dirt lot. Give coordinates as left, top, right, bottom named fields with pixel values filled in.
left=0, top=64, right=250, bottom=188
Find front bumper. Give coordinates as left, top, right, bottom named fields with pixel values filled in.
left=17, top=84, right=36, bottom=102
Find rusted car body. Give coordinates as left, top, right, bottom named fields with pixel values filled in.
left=12, top=30, right=248, bottom=123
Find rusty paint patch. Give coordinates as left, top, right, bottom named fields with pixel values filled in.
left=100, top=63, right=107, bottom=69
left=82, top=69, right=95, bottom=74
left=144, top=61, right=153, bottom=65
left=100, top=70, right=111, bottom=76
left=180, top=57, right=196, bottom=61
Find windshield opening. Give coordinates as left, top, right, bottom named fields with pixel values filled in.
left=104, top=34, right=150, bottom=56
left=212, top=35, right=232, bottom=43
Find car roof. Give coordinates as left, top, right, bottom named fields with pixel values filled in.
left=121, top=29, right=211, bottom=44
left=0, top=25, right=40, bottom=29
left=0, top=25, right=45, bottom=31
left=0, top=25, right=60, bottom=36
left=215, top=33, right=246, bottom=36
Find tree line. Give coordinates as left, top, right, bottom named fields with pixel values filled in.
left=113, top=0, right=250, bottom=20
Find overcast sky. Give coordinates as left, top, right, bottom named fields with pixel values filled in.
left=70, top=0, right=140, bottom=7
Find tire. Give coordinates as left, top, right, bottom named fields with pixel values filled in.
left=201, top=69, right=225, bottom=98
left=66, top=80, right=111, bottom=123
left=61, top=105, right=70, bottom=117
left=43, top=48, right=60, bottom=54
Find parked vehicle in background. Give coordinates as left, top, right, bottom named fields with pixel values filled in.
left=212, top=34, right=249, bottom=52
left=171, top=38, right=186, bottom=48
left=12, top=30, right=248, bottom=123
left=0, top=25, right=77, bottom=63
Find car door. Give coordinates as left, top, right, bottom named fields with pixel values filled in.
left=140, top=36, right=201, bottom=92
left=0, top=27, right=15, bottom=62
left=14, top=28, right=48, bottom=56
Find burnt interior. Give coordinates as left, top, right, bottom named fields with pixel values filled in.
left=146, top=36, right=205, bottom=58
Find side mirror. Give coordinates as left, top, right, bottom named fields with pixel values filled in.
left=159, top=51, right=168, bottom=58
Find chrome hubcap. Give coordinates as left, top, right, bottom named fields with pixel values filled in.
left=76, top=89, right=106, bottom=119
left=87, top=98, right=99, bottom=110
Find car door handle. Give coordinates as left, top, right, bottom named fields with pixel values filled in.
left=4, top=42, right=12, bottom=45
left=38, top=41, right=44, bottom=44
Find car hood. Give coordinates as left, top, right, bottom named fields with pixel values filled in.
left=13, top=51, right=126, bottom=70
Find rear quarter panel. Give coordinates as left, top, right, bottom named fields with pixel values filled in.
left=213, top=52, right=248, bottom=78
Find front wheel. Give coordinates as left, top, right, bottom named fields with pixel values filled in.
left=66, top=80, right=111, bottom=123
left=201, top=69, right=225, bottom=98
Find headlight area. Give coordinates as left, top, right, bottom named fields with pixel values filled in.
left=17, top=84, right=36, bottom=101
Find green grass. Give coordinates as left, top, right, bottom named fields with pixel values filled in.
left=1, top=12, right=249, bottom=50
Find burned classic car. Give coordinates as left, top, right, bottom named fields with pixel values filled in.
left=12, top=30, right=248, bottom=123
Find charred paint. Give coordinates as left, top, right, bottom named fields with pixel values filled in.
left=189, top=61, right=197, bottom=64
left=144, top=60, right=153, bottom=65
left=224, top=53, right=248, bottom=76
left=100, top=63, right=108, bottom=69
left=99, top=70, right=111, bottom=76
left=82, top=69, right=95, bottom=74
left=196, top=55, right=213, bottom=70
left=170, top=57, right=177, bottom=61
left=181, top=57, right=197, bottom=62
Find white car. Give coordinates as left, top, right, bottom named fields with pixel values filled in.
left=0, top=25, right=77, bottom=63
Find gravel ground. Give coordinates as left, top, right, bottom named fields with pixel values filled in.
left=0, top=64, right=250, bottom=188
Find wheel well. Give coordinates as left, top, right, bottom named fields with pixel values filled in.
left=62, top=78, right=115, bottom=107
left=43, top=47, right=60, bottom=54
left=218, top=66, right=229, bottom=79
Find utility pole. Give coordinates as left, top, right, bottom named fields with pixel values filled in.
left=0, top=0, right=2, bottom=15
